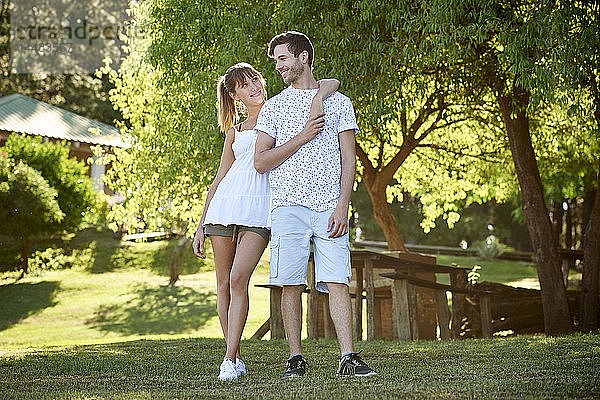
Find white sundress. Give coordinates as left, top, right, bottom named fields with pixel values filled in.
left=203, top=128, right=270, bottom=228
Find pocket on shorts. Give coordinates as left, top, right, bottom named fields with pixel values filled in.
left=346, top=242, right=352, bottom=281
left=270, top=236, right=280, bottom=279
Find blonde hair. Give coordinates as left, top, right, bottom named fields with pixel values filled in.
left=217, top=63, right=266, bottom=133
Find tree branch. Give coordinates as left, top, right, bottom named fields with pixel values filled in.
left=356, top=142, right=375, bottom=175
left=416, top=143, right=502, bottom=163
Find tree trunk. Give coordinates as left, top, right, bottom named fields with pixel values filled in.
left=20, top=238, right=29, bottom=274
left=169, top=236, right=190, bottom=285
left=565, top=199, right=573, bottom=250
left=552, top=200, right=564, bottom=247
left=581, top=159, right=600, bottom=331
left=497, top=87, right=574, bottom=336
left=583, top=187, right=597, bottom=247
left=362, top=172, right=407, bottom=251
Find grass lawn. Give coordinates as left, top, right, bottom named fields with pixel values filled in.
left=0, top=225, right=274, bottom=350
left=1, top=225, right=579, bottom=351
left=1, top=334, right=599, bottom=399
left=1, top=226, right=597, bottom=398
left=433, top=254, right=540, bottom=288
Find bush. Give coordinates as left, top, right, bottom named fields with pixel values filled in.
left=0, top=155, right=65, bottom=272
left=473, top=236, right=510, bottom=260
left=0, top=135, right=96, bottom=273
left=4, top=135, right=96, bottom=232
left=29, top=247, right=75, bottom=272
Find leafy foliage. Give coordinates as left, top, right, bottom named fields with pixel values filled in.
left=3, top=135, right=96, bottom=232
left=0, top=154, right=63, bottom=240
left=101, top=0, right=597, bottom=251
left=473, top=237, right=510, bottom=261
left=1, top=136, right=96, bottom=272
left=0, top=0, right=122, bottom=125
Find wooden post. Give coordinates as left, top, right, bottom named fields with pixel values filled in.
left=365, top=259, right=375, bottom=340
left=561, top=257, right=570, bottom=288
left=391, top=278, right=412, bottom=340
left=251, top=317, right=271, bottom=340
left=323, top=295, right=336, bottom=339
left=354, top=265, right=363, bottom=341
left=434, top=290, right=451, bottom=340
left=450, top=267, right=468, bottom=339
left=270, top=287, right=285, bottom=339
left=407, top=267, right=419, bottom=340
left=307, top=259, right=319, bottom=339
left=480, top=294, right=493, bottom=338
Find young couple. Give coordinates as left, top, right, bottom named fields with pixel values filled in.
left=193, top=31, right=377, bottom=381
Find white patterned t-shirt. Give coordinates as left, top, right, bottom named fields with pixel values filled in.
left=254, top=86, right=359, bottom=211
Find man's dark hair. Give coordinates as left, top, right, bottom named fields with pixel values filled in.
left=268, top=31, right=314, bottom=68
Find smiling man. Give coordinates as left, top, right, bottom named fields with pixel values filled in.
left=254, top=31, right=377, bottom=378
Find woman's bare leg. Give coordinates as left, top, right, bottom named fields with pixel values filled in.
left=224, top=232, right=267, bottom=360
left=210, top=236, right=236, bottom=352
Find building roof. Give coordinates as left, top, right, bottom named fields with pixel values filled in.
left=0, top=93, right=128, bottom=148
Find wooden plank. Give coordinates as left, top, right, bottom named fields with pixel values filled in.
left=323, top=294, right=336, bottom=339
left=251, top=317, right=271, bottom=340
left=351, top=258, right=468, bottom=274
left=390, top=278, right=411, bottom=340
left=561, top=258, right=570, bottom=288
left=450, top=268, right=467, bottom=339
left=354, top=265, right=363, bottom=341
left=365, top=259, right=375, bottom=341
left=351, top=250, right=470, bottom=273
left=270, top=287, right=285, bottom=339
left=480, top=294, right=493, bottom=338
left=407, top=267, right=419, bottom=340
left=434, top=290, right=451, bottom=340
left=379, top=273, right=492, bottom=295
left=307, top=259, right=319, bottom=339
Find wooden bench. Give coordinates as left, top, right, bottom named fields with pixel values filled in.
left=251, top=284, right=310, bottom=340
left=379, top=273, right=494, bottom=338
left=251, top=250, right=474, bottom=341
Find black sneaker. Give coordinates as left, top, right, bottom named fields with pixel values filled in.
left=337, top=352, right=378, bottom=377
left=282, top=355, right=307, bottom=378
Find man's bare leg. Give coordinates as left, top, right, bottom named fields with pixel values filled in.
left=326, top=282, right=354, bottom=355
left=281, top=284, right=304, bottom=356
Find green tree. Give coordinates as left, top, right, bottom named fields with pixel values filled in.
left=407, top=0, right=600, bottom=334
left=0, top=152, right=63, bottom=273
left=541, top=0, right=600, bottom=331
left=0, top=0, right=122, bottom=125
left=102, top=1, right=596, bottom=336
left=2, top=135, right=97, bottom=271
left=102, top=0, right=505, bottom=249
left=98, top=0, right=276, bottom=233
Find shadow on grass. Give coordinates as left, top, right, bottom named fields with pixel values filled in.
left=106, top=239, right=210, bottom=276
left=68, top=226, right=210, bottom=276
left=87, top=284, right=217, bottom=335
left=0, top=281, right=59, bottom=331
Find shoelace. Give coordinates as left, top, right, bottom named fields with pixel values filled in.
left=347, top=354, right=367, bottom=367
left=339, top=352, right=367, bottom=375
left=286, top=356, right=307, bottom=369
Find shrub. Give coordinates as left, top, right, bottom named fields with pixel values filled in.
left=4, top=135, right=96, bottom=232
left=1, top=135, right=96, bottom=273
left=0, top=156, right=64, bottom=272
left=473, top=236, right=510, bottom=260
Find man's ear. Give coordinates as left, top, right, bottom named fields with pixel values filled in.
left=299, top=50, right=309, bottom=65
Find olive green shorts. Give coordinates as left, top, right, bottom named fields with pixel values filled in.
left=204, top=223, right=270, bottom=243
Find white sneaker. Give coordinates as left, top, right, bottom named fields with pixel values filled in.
left=236, top=358, right=247, bottom=377
left=218, top=358, right=238, bottom=381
